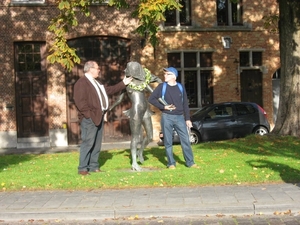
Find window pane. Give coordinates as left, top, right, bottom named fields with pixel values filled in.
left=235, top=103, right=256, bottom=115
left=16, top=43, right=42, bottom=72
left=232, top=0, right=243, bottom=25
left=239, top=52, right=249, bottom=66
left=167, top=51, right=214, bottom=108
left=214, top=105, right=231, bottom=117
left=200, top=52, right=213, bottom=67
left=165, top=9, right=176, bottom=26
left=167, top=53, right=181, bottom=67
left=184, top=52, right=197, bottom=67
left=165, top=0, right=191, bottom=26
left=180, top=0, right=191, bottom=26
left=184, top=71, right=198, bottom=107
left=201, top=71, right=213, bottom=105
left=252, top=52, right=262, bottom=66
left=217, top=0, right=228, bottom=25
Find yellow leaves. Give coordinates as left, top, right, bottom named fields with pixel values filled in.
left=127, top=215, right=139, bottom=220
left=1, top=182, right=6, bottom=191
left=274, top=209, right=292, bottom=215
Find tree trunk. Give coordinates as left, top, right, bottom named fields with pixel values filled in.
left=273, top=0, right=300, bottom=137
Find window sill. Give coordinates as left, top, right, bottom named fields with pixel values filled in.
left=161, top=25, right=252, bottom=32
left=9, top=2, right=47, bottom=7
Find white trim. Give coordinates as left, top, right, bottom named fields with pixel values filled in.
left=11, top=0, right=45, bottom=3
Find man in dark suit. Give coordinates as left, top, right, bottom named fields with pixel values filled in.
left=74, top=60, right=132, bottom=175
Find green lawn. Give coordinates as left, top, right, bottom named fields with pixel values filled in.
left=1, top=135, right=300, bottom=191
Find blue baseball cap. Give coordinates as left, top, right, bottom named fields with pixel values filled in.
left=163, top=67, right=178, bottom=78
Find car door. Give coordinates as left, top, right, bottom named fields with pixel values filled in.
left=200, top=104, right=236, bottom=141
left=232, top=103, right=257, bottom=137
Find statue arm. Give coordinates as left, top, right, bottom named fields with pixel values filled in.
left=145, top=84, right=154, bottom=93
left=150, top=73, right=162, bottom=83
left=145, top=73, right=163, bottom=93
left=109, top=89, right=126, bottom=111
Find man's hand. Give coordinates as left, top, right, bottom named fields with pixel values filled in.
left=165, top=104, right=176, bottom=111
left=186, top=120, right=192, bottom=128
left=123, top=76, right=133, bottom=85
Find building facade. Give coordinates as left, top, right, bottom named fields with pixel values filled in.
left=0, top=0, right=279, bottom=149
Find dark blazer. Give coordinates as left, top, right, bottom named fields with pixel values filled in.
left=74, top=75, right=126, bottom=126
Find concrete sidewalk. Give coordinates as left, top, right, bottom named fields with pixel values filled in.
left=0, top=183, right=300, bottom=222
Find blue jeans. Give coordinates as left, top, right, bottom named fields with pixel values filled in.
left=161, top=113, right=195, bottom=167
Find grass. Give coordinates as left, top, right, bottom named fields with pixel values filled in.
left=1, top=135, right=300, bottom=192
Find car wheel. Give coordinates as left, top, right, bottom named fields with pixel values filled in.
left=190, top=130, right=200, bottom=144
left=253, top=126, right=268, bottom=136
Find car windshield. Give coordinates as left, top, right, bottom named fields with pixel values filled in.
left=191, top=105, right=212, bottom=117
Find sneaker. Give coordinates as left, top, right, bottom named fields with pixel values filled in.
left=168, top=165, right=176, bottom=169
left=190, top=164, right=199, bottom=168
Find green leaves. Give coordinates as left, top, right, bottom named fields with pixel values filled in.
left=48, top=0, right=181, bottom=70
left=263, top=13, right=279, bottom=34
left=58, top=0, right=71, bottom=10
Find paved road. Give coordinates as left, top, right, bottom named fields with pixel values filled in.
left=0, top=183, right=300, bottom=224
left=1, top=215, right=300, bottom=224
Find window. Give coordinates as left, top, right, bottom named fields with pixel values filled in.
left=15, top=43, right=43, bottom=72
left=210, top=105, right=233, bottom=118
left=165, top=0, right=191, bottom=27
left=235, top=103, right=256, bottom=116
left=11, top=0, right=45, bottom=3
left=167, top=51, right=214, bottom=108
left=217, top=0, right=243, bottom=26
left=239, top=51, right=262, bottom=67
left=272, top=68, right=281, bottom=79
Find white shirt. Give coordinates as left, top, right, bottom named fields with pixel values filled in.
left=85, top=74, right=109, bottom=110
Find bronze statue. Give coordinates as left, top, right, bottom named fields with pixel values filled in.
left=109, top=62, right=162, bottom=171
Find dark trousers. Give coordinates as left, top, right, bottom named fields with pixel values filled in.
left=78, top=117, right=104, bottom=172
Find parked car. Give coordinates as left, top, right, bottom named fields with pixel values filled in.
left=157, top=102, right=270, bottom=145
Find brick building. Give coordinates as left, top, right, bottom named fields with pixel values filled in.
left=0, top=0, right=279, bottom=149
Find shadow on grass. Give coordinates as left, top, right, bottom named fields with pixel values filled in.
left=203, top=134, right=300, bottom=184
left=0, top=147, right=79, bottom=174
left=0, top=154, right=37, bottom=172
left=247, top=159, right=300, bottom=183
left=100, top=146, right=187, bottom=169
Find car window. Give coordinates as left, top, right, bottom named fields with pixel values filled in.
left=209, top=105, right=233, bottom=118
left=235, top=103, right=256, bottom=115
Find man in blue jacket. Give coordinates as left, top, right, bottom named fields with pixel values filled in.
left=148, top=67, right=198, bottom=169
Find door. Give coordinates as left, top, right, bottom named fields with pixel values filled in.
left=240, top=69, right=263, bottom=106
left=201, top=104, right=236, bottom=141
left=15, top=42, right=48, bottom=138
left=66, top=36, right=131, bottom=145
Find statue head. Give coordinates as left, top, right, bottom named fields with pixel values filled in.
left=124, top=62, right=146, bottom=81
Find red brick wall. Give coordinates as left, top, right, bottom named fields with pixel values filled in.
left=0, top=0, right=279, bottom=143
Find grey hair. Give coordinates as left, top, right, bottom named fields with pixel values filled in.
left=83, top=61, right=96, bottom=73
